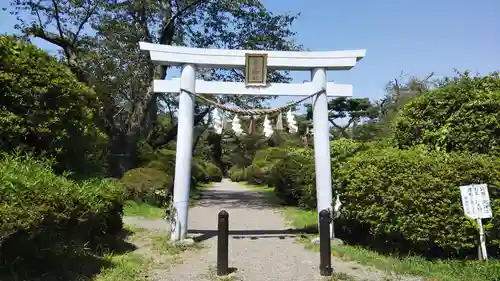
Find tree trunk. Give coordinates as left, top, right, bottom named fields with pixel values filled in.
left=150, top=107, right=212, bottom=149
left=107, top=131, right=139, bottom=178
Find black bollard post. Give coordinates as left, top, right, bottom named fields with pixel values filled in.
left=319, top=209, right=332, bottom=276
left=217, top=210, right=229, bottom=276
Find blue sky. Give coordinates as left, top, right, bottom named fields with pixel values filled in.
left=1, top=0, right=499, bottom=109
left=264, top=0, right=499, bottom=105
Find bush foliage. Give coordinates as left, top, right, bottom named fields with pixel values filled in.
left=252, top=141, right=500, bottom=255
left=125, top=149, right=223, bottom=204
left=228, top=165, right=247, bottom=182
left=0, top=154, right=124, bottom=266
left=393, top=72, right=500, bottom=155
left=0, top=36, right=105, bottom=176
left=270, top=148, right=315, bottom=207
left=246, top=147, right=287, bottom=186
left=338, top=146, right=500, bottom=254
left=120, top=167, right=173, bottom=206
left=227, top=72, right=500, bottom=257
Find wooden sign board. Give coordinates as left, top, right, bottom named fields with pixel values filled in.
left=245, top=53, right=267, bottom=86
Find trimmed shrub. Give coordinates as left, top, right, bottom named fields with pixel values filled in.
left=245, top=164, right=267, bottom=185
left=192, top=157, right=211, bottom=184
left=145, top=150, right=221, bottom=190
left=0, top=154, right=124, bottom=269
left=393, top=72, right=500, bottom=156
left=267, top=140, right=378, bottom=209
left=270, top=147, right=316, bottom=208
left=247, top=147, right=287, bottom=186
left=253, top=147, right=288, bottom=163
left=204, top=162, right=223, bottom=182
left=0, top=36, right=106, bottom=176
left=228, top=166, right=247, bottom=182
left=145, top=149, right=176, bottom=175
left=330, top=139, right=389, bottom=192
left=337, top=146, right=500, bottom=256
left=120, top=167, right=173, bottom=206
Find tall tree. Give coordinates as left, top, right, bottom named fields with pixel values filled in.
left=372, top=71, right=436, bottom=138
left=6, top=0, right=301, bottom=177
left=305, top=97, right=377, bottom=139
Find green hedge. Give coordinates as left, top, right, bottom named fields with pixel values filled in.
left=269, top=147, right=316, bottom=208
left=145, top=149, right=176, bottom=175
left=393, top=72, right=500, bottom=156
left=338, top=146, right=500, bottom=255
left=246, top=147, right=288, bottom=186
left=120, top=167, right=173, bottom=206
left=267, top=140, right=378, bottom=209
left=240, top=139, right=500, bottom=256
left=204, top=162, right=223, bottom=182
left=0, top=154, right=124, bottom=268
left=144, top=149, right=222, bottom=185
left=0, top=36, right=106, bottom=176
left=228, top=165, right=247, bottom=182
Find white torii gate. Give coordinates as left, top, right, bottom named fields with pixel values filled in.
left=139, top=42, right=366, bottom=241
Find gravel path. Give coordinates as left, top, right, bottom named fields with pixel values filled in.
left=125, top=179, right=421, bottom=281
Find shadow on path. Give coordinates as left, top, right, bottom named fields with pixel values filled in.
left=188, top=228, right=316, bottom=242
left=195, top=188, right=274, bottom=210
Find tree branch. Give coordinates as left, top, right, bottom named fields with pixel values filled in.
left=329, top=118, right=355, bottom=139
left=159, top=0, right=209, bottom=44
left=24, top=27, right=72, bottom=49
left=73, top=0, right=103, bottom=44
left=150, top=106, right=211, bottom=148
left=51, top=0, right=65, bottom=40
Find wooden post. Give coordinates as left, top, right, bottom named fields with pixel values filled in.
left=217, top=210, right=229, bottom=275
left=319, top=209, right=332, bottom=276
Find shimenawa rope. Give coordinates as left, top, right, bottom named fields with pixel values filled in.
left=180, top=88, right=326, bottom=116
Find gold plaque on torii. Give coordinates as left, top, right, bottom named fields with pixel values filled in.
left=245, top=53, right=268, bottom=86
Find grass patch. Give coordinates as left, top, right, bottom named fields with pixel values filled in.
left=92, top=252, right=149, bottom=281
left=190, top=183, right=213, bottom=205
left=245, top=183, right=500, bottom=281
left=330, top=272, right=357, bottom=281
left=124, top=183, right=213, bottom=218
left=281, top=207, right=318, bottom=232
left=150, top=233, right=202, bottom=257
left=242, top=182, right=285, bottom=205
left=92, top=226, right=150, bottom=281
left=95, top=226, right=203, bottom=280
left=124, top=200, right=164, bottom=219
left=344, top=247, right=500, bottom=281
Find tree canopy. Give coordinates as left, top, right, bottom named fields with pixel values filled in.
left=6, top=0, right=301, bottom=176
left=0, top=35, right=105, bottom=176
left=393, top=71, right=500, bottom=155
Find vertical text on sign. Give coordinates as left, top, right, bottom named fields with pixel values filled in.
left=459, top=184, right=492, bottom=219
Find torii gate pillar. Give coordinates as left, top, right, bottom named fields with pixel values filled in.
left=139, top=42, right=366, bottom=241
left=311, top=68, right=333, bottom=235
left=170, top=64, right=196, bottom=241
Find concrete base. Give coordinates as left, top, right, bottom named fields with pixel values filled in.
left=311, top=237, right=344, bottom=246
left=173, top=238, right=196, bottom=246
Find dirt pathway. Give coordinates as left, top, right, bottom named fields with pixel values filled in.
left=124, top=179, right=421, bottom=281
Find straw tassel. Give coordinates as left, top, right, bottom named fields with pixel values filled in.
left=276, top=112, right=283, bottom=131
left=248, top=116, right=256, bottom=135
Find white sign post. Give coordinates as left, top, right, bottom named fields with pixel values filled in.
left=459, top=184, right=492, bottom=260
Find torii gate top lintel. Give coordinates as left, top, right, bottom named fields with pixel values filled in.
left=139, top=42, right=366, bottom=70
